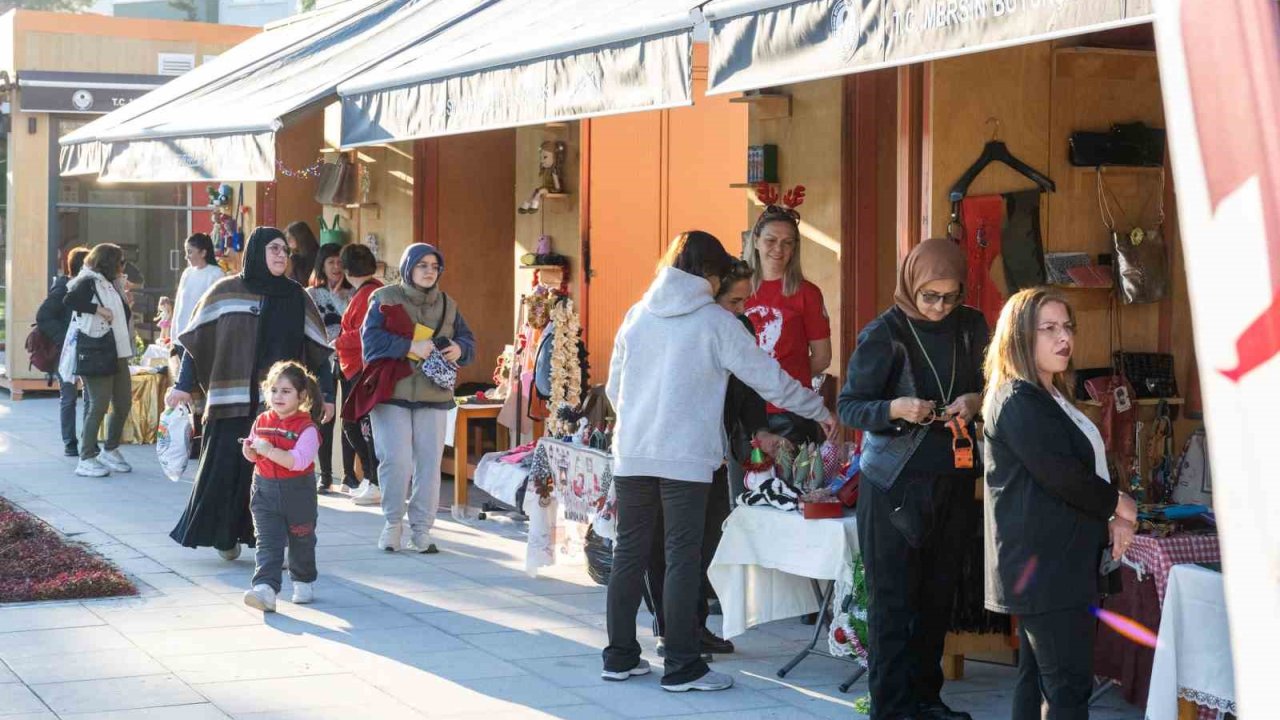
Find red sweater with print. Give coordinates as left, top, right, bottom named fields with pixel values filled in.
left=334, top=279, right=383, bottom=380
left=249, top=410, right=318, bottom=480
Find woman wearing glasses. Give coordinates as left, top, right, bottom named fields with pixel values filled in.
left=742, top=202, right=833, bottom=445
left=166, top=228, right=335, bottom=560
left=836, top=238, right=988, bottom=720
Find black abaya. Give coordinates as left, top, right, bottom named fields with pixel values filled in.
left=169, top=416, right=256, bottom=550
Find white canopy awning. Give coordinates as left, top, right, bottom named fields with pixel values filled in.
left=59, top=0, right=489, bottom=182
left=703, top=0, right=1155, bottom=96
left=337, top=0, right=699, bottom=147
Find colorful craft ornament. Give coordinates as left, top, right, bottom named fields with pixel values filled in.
left=545, top=298, right=583, bottom=438
left=741, top=439, right=777, bottom=492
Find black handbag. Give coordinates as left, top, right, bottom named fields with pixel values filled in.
left=1070, top=122, right=1166, bottom=167
left=74, top=286, right=120, bottom=377
left=1114, top=351, right=1178, bottom=399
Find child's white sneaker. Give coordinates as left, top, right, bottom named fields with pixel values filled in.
left=291, top=582, right=314, bottom=604
left=243, top=584, right=276, bottom=612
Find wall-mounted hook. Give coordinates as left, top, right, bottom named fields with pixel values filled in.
left=985, top=117, right=1002, bottom=142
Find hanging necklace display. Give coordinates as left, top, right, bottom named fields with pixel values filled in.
left=1097, top=168, right=1169, bottom=304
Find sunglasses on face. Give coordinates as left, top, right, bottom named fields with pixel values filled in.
left=917, top=290, right=964, bottom=307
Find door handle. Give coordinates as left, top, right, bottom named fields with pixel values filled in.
left=170, top=249, right=179, bottom=271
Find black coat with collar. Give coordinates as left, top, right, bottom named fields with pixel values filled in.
left=983, top=379, right=1120, bottom=615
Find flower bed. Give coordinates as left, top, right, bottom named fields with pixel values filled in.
left=0, top=498, right=136, bottom=603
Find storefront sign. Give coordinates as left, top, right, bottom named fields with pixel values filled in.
left=18, top=72, right=168, bottom=115
left=706, top=0, right=1152, bottom=95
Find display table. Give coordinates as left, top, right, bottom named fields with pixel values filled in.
left=1094, top=533, right=1221, bottom=710
left=98, top=369, right=170, bottom=445
left=523, top=438, right=616, bottom=575
left=708, top=504, right=860, bottom=638
left=448, top=402, right=506, bottom=519
left=1147, top=564, right=1235, bottom=720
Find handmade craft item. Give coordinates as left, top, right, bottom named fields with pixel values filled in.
left=519, top=141, right=567, bottom=214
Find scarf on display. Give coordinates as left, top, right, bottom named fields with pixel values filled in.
left=894, top=238, right=968, bottom=321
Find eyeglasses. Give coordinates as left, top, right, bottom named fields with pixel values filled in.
left=1037, top=322, right=1076, bottom=338
left=917, top=290, right=964, bottom=307
left=264, top=243, right=289, bottom=256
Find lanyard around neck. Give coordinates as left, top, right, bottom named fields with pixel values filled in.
left=905, top=317, right=957, bottom=405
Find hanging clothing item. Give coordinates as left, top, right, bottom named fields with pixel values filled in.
left=957, top=196, right=1006, bottom=329
left=1000, top=190, right=1047, bottom=294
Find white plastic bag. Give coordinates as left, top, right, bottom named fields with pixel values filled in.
left=57, top=326, right=79, bottom=384
left=156, top=405, right=193, bottom=481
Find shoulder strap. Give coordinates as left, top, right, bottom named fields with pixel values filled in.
left=432, top=292, right=452, bottom=337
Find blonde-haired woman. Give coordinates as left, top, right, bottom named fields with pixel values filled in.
left=982, top=288, right=1138, bottom=720
left=743, top=204, right=832, bottom=445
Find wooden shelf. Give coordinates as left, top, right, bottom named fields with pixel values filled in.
left=543, top=193, right=570, bottom=199
left=730, top=92, right=792, bottom=119
left=520, top=264, right=567, bottom=271
left=1073, top=165, right=1164, bottom=175
left=730, top=182, right=778, bottom=189
left=326, top=202, right=380, bottom=218
left=1076, top=397, right=1184, bottom=408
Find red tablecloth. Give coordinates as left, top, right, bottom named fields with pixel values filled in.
left=1094, top=533, right=1221, bottom=716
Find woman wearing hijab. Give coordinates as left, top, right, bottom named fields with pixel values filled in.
left=360, top=243, right=475, bottom=554
left=604, top=231, right=833, bottom=694
left=836, top=239, right=989, bottom=720
left=165, top=228, right=335, bottom=560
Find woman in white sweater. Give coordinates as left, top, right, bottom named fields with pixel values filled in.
left=171, top=233, right=224, bottom=343
left=602, top=230, right=834, bottom=693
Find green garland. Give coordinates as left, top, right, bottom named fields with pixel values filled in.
left=829, top=554, right=870, bottom=664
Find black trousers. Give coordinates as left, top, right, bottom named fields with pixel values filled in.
left=340, top=367, right=378, bottom=488
left=857, top=473, right=975, bottom=720
left=604, top=475, right=711, bottom=685
left=644, top=466, right=733, bottom=636
left=318, top=364, right=358, bottom=488
left=59, top=380, right=79, bottom=449
left=1014, top=608, right=1095, bottom=720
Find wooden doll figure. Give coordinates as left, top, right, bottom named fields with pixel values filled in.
left=519, top=141, right=567, bottom=214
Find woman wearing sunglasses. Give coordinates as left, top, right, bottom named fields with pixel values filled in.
left=836, top=238, right=989, bottom=720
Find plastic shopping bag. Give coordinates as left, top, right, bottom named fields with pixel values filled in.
left=57, top=326, right=79, bottom=384
left=155, top=405, right=193, bottom=481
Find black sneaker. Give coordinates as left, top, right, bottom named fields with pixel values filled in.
left=64, top=442, right=79, bottom=457
left=655, top=637, right=713, bottom=663
left=700, top=628, right=735, bottom=654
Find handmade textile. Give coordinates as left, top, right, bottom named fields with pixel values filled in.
left=541, top=438, right=614, bottom=525
left=1146, top=565, right=1235, bottom=720
left=522, top=439, right=617, bottom=576
left=1125, top=532, right=1221, bottom=605
left=707, top=505, right=858, bottom=639
left=999, top=190, right=1047, bottom=293
left=957, top=195, right=1006, bottom=329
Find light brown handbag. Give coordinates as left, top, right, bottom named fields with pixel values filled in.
left=1098, top=168, right=1169, bottom=304
left=314, top=155, right=356, bottom=206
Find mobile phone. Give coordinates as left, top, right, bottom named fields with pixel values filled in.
left=1099, top=546, right=1123, bottom=575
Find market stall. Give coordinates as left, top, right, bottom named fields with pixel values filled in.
left=1146, top=564, right=1235, bottom=720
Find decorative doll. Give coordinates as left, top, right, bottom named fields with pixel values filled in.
left=156, top=296, right=173, bottom=344
left=518, top=141, right=567, bottom=214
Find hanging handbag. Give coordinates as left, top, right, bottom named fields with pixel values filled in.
left=1098, top=169, right=1169, bottom=304
left=1113, top=351, right=1178, bottom=399
left=314, top=155, right=356, bottom=205
left=1069, top=122, right=1166, bottom=167
left=318, top=215, right=348, bottom=247
left=1083, top=302, right=1136, bottom=466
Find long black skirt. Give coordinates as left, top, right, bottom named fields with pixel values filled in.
left=169, top=415, right=257, bottom=551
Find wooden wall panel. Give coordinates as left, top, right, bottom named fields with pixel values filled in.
left=584, top=113, right=663, bottom=381
left=271, top=109, right=323, bottom=238
left=514, top=123, right=581, bottom=339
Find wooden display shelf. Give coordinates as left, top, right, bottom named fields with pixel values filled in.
left=543, top=193, right=570, bottom=200
left=730, top=92, right=792, bottom=119
left=520, top=264, right=567, bottom=271
left=326, top=202, right=380, bottom=218
left=1072, top=165, right=1164, bottom=175
left=1076, top=397, right=1184, bottom=408
left=730, top=181, right=778, bottom=189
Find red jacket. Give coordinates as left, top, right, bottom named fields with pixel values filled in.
left=335, top=279, right=383, bottom=380
left=250, top=410, right=317, bottom=480
left=341, top=302, right=414, bottom=422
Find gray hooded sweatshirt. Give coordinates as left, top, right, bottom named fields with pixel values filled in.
left=607, top=266, right=832, bottom=483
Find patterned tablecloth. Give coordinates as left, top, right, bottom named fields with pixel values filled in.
left=1125, top=533, right=1221, bottom=605
left=522, top=438, right=616, bottom=575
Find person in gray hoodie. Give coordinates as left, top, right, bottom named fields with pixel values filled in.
left=602, top=230, right=834, bottom=693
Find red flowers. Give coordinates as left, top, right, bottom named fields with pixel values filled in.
left=0, top=499, right=136, bottom=603
left=834, top=627, right=848, bottom=644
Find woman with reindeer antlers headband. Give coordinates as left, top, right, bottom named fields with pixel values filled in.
left=743, top=184, right=834, bottom=446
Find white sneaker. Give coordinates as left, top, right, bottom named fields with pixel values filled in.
left=662, top=669, right=734, bottom=692
left=218, top=545, right=242, bottom=561
left=243, top=584, right=277, bottom=612
left=352, top=483, right=382, bottom=506
left=378, top=522, right=403, bottom=552
left=75, top=458, right=110, bottom=478
left=98, top=449, right=132, bottom=473
left=407, top=532, right=438, bottom=554
left=350, top=479, right=369, bottom=498
left=601, top=659, right=651, bottom=682
left=291, top=582, right=314, bottom=604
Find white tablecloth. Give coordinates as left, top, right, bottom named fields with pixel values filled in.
left=707, top=505, right=859, bottom=640
left=473, top=452, right=529, bottom=508
left=1146, top=564, right=1236, bottom=720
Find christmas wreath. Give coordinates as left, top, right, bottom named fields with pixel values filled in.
left=828, top=554, right=871, bottom=666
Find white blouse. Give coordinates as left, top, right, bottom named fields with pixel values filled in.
left=172, top=264, right=225, bottom=341
left=1052, top=391, right=1111, bottom=483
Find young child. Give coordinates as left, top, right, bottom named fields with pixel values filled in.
left=241, top=361, right=323, bottom=612
left=156, top=296, right=173, bottom=344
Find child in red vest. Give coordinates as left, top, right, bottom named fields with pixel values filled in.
left=241, top=361, right=323, bottom=612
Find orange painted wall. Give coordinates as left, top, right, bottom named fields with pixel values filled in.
left=584, top=44, right=748, bottom=379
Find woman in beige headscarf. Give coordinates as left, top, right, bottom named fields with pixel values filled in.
left=835, top=238, right=990, bottom=720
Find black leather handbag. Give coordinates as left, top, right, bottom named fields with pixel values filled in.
left=1070, top=122, right=1166, bottom=167
left=75, top=330, right=117, bottom=377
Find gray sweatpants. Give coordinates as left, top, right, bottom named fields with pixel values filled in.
left=369, top=404, right=448, bottom=535
left=250, top=473, right=318, bottom=593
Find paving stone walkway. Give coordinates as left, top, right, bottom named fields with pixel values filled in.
left=0, top=396, right=1145, bottom=719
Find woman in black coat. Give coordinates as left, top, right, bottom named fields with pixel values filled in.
left=837, top=239, right=988, bottom=720
left=37, top=246, right=89, bottom=456
left=982, top=287, right=1138, bottom=720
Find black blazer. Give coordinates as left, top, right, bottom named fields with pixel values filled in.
left=983, top=380, right=1119, bottom=615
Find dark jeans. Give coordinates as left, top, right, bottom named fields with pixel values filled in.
left=644, top=467, right=732, bottom=636
left=250, top=473, right=319, bottom=593
left=1015, top=608, right=1095, bottom=720
left=59, top=380, right=79, bottom=449
left=318, top=363, right=357, bottom=488
left=856, top=473, right=975, bottom=720
left=339, top=374, right=378, bottom=487
left=604, top=475, right=711, bottom=685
